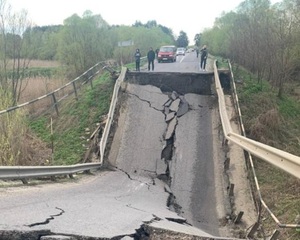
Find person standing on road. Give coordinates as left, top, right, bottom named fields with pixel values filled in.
left=155, top=48, right=159, bottom=59
left=147, top=47, right=155, bottom=71
left=200, top=45, right=208, bottom=71
left=196, top=48, right=199, bottom=58
left=134, top=48, right=141, bottom=71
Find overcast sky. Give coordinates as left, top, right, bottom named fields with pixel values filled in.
left=9, top=0, right=281, bottom=43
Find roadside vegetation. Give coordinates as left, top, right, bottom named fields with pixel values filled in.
left=29, top=72, right=114, bottom=165
left=199, top=1, right=300, bottom=238
left=232, top=65, right=300, bottom=239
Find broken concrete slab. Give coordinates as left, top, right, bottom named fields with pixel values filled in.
left=120, top=236, right=134, bottom=240
left=169, top=98, right=180, bottom=112
left=164, top=98, right=173, bottom=107
left=177, top=102, right=189, bottom=117
left=0, top=230, right=52, bottom=240
left=145, top=219, right=214, bottom=239
left=41, top=235, right=75, bottom=240
left=165, top=117, right=177, bottom=140
left=164, top=106, right=170, bottom=115
left=156, top=158, right=168, bottom=176
left=165, top=112, right=175, bottom=122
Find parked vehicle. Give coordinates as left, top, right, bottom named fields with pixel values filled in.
left=157, top=45, right=177, bottom=63
left=176, top=47, right=186, bottom=56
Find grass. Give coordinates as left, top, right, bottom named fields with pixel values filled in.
left=215, top=57, right=230, bottom=69
left=29, top=73, right=114, bottom=165
left=233, top=66, right=300, bottom=239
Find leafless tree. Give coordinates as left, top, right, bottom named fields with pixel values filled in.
left=0, top=0, right=32, bottom=103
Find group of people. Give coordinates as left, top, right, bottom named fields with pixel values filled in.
left=134, top=47, right=155, bottom=72
left=134, top=45, right=208, bottom=72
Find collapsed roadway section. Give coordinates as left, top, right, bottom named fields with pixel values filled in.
left=104, top=70, right=237, bottom=239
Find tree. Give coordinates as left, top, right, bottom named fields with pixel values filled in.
left=176, top=31, right=189, bottom=48
left=22, top=25, right=62, bottom=60
left=0, top=0, right=33, bottom=103
left=111, top=24, right=175, bottom=64
left=57, top=11, right=113, bottom=77
left=201, top=0, right=300, bottom=97
left=194, top=33, right=201, bottom=47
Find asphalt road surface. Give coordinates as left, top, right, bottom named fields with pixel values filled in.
left=0, top=53, right=236, bottom=239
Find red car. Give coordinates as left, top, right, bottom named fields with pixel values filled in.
left=157, top=45, right=177, bottom=63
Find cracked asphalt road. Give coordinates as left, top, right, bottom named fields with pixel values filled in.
left=0, top=55, right=235, bottom=239
left=0, top=170, right=194, bottom=238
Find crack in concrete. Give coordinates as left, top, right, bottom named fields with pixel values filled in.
left=115, top=167, right=155, bottom=190
left=116, top=166, right=134, bottom=180
left=127, top=92, right=164, bottom=113
left=143, top=214, right=162, bottom=224
left=125, top=204, right=147, bottom=213
left=26, top=207, right=65, bottom=227
left=166, top=217, right=191, bottom=225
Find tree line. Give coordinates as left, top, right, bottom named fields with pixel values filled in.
left=200, top=0, right=300, bottom=98
left=0, top=0, right=190, bottom=105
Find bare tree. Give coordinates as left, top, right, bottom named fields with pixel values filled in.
left=0, top=0, right=32, bottom=103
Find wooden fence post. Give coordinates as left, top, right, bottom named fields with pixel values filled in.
left=51, top=93, right=59, bottom=116
left=72, top=82, right=78, bottom=101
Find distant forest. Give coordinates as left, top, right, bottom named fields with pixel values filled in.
left=0, top=0, right=299, bottom=100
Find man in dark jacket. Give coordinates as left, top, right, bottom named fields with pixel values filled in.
left=134, top=48, right=141, bottom=71
left=200, top=45, right=208, bottom=71
left=147, top=47, right=155, bottom=71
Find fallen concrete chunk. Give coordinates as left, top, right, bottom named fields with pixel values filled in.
left=165, top=117, right=177, bottom=140
left=169, top=99, right=180, bottom=112
left=177, top=102, right=189, bottom=117
left=165, top=112, right=175, bottom=122
left=41, top=236, right=75, bottom=240
left=164, top=98, right=173, bottom=107
left=156, top=158, right=168, bottom=175
left=164, top=106, right=170, bottom=115
left=120, top=236, right=134, bottom=240
left=144, top=219, right=214, bottom=239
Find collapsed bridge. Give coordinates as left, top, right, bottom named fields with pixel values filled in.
left=105, top=69, right=233, bottom=237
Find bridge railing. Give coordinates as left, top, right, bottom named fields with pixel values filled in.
left=214, top=60, right=300, bottom=231
left=214, top=60, right=300, bottom=179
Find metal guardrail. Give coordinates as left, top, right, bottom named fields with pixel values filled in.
left=0, top=163, right=101, bottom=180
left=99, top=67, right=127, bottom=164
left=213, top=60, right=300, bottom=180
left=215, top=60, right=300, bottom=231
